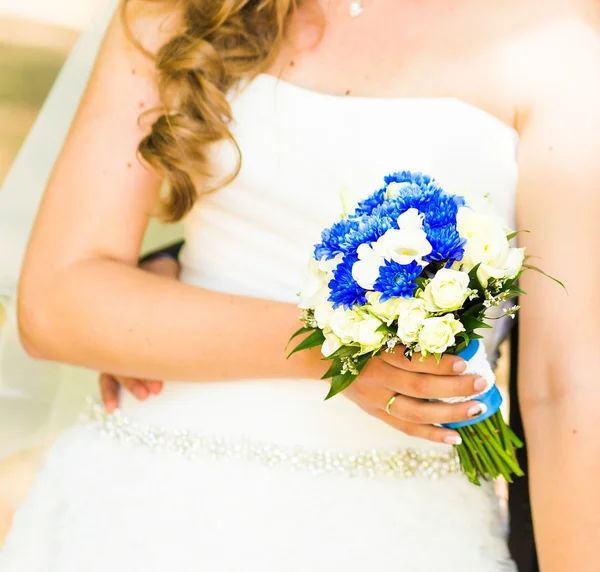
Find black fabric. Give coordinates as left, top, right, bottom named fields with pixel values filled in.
left=139, top=241, right=185, bottom=265
left=508, top=319, right=539, bottom=572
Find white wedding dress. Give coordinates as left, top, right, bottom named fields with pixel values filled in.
left=0, top=73, right=519, bottom=571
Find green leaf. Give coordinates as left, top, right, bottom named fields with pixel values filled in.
left=324, top=354, right=372, bottom=399
left=320, top=359, right=344, bottom=380
left=461, top=315, right=493, bottom=332
left=523, top=264, right=567, bottom=292
left=509, top=285, right=527, bottom=296
left=326, top=344, right=361, bottom=359
left=287, top=329, right=325, bottom=358
left=376, top=323, right=391, bottom=334
left=325, top=372, right=358, bottom=400
left=470, top=332, right=484, bottom=340
left=506, top=229, right=530, bottom=241
left=286, top=326, right=315, bottom=349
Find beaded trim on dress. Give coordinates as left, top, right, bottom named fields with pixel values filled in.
left=82, top=399, right=461, bottom=479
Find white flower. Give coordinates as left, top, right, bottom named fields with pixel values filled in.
left=396, top=298, right=429, bottom=344
left=352, top=209, right=431, bottom=290
left=321, top=332, right=342, bottom=357
left=352, top=243, right=384, bottom=290
left=298, top=255, right=341, bottom=309
left=502, top=247, right=525, bottom=280
left=313, top=302, right=335, bottom=330
left=329, top=308, right=385, bottom=350
left=456, top=207, right=524, bottom=287
left=374, top=209, right=432, bottom=266
left=422, top=269, right=471, bottom=313
left=418, top=314, right=465, bottom=356
left=365, top=291, right=404, bottom=325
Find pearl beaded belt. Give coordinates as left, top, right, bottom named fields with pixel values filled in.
left=82, top=399, right=461, bottom=479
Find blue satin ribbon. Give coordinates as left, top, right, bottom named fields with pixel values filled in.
left=442, top=340, right=503, bottom=429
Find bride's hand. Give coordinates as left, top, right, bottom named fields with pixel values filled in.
left=100, top=254, right=180, bottom=413
left=343, top=350, right=486, bottom=445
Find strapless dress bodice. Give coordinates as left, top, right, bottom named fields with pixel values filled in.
left=118, top=73, right=520, bottom=455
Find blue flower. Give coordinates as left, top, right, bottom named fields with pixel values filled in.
left=314, top=217, right=356, bottom=260
left=354, top=187, right=386, bottom=217
left=373, top=259, right=423, bottom=302
left=314, top=215, right=394, bottom=261
left=424, top=224, right=466, bottom=263
left=421, top=192, right=465, bottom=229
left=328, top=257, right=368, bottom=309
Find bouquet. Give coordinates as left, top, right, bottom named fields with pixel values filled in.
left=289, top=171, right=559, bottom=485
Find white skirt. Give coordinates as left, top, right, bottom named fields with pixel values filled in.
left=0, top=380, right=516, bottom=571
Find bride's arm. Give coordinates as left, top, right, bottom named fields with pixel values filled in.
left=16, top=5, right=476, bottom=449
left=516, top=29, right=600, bottom=571
left=17, top=9, right=322, bottom=382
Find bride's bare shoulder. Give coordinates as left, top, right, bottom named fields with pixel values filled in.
left=505, top=3, right=600, bottom=118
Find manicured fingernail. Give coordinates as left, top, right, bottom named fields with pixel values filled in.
left=468, top=402, right=488, bottom=418
left=453, top=360, right=467, bottom=373
left=134, top=386, right=148, bottom=400
left=473, top=377, right=487, bottom=392
left=444, top=434, right=462, bottom=445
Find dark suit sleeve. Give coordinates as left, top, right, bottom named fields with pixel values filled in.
left=508, top=315, right=539, bottom=572
left=139, top=241, right=185, bottom=265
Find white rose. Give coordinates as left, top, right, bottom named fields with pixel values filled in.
left=502, top=247, right=525, bottom=280
left=321, top=331, right=342, bottom=357
left=354, top=316, right=386, bottom=348
left=328, top=308, right=354, bottom=344
left=314, top=302, right=335, bottom=330
left=329, top=308, right=385, bottom=350
left=422, top=269, right=471, bottom=312
left=418, top=314, right=465, bottom=356
left=298, top=255, right=340, bottom=309
left=365, top=291, right=404, bottom=325
left=456, top=207, right=520, bottom=287
left=396, top=298, right=429, bottom=344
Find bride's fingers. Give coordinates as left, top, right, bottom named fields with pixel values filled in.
left=99, top=374, right=119, bottom=413
left=146, top=381, right=163, bottom=395
left=117, top=376, right=149, bottom=400
left=386, top=393, right=485, bottom=426
left=380, top=350, right=467, bottom=376
left=373, top=409, right=462, bottom=445
left=386, top=370, right=484, bottom=399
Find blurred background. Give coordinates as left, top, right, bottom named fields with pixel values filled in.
left=0, top=0, right=103, bottom=543
left=0, top=0, right=102, bottom=184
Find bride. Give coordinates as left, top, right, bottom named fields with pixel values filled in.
left=1, top=0, right=599, bottom=569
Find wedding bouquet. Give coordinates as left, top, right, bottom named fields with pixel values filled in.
left=289, top=171, right=554, bottom=485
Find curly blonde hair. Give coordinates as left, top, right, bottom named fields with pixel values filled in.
left=122, top=0, right=298, bottom=221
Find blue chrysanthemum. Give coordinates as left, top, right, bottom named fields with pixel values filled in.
left=354, top=187, right=386, bottom=217
left=339, top=215, right=393, bottom=255
left=421, top=192, right=458, bottom=228
left=314, top=217, right=357, bottom=261
left=424, top=224, right=466, bottom=263
left=373, top=259, right=423, bottom=302
left=328, top=257, right=367, bottom=309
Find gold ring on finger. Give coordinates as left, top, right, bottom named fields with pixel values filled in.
left=385, top=393, right=400, bottom=416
